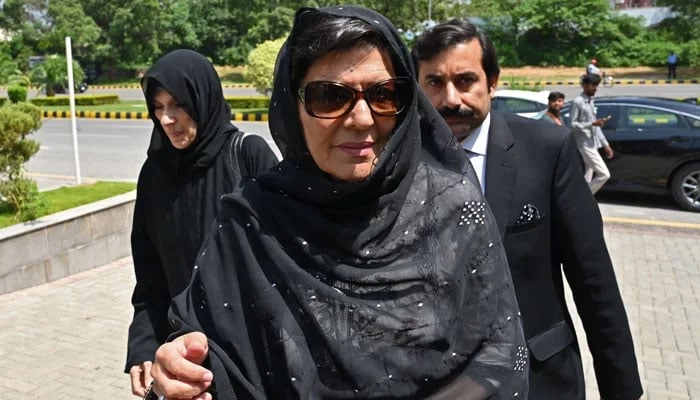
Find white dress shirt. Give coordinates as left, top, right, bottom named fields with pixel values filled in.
left=460, top=113, right=490, bottom=194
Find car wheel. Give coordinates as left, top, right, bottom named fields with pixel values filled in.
left=671, top=163, right=700, bottom=212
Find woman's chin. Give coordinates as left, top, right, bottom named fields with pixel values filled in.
left=327, top=166, right=372, bottom=182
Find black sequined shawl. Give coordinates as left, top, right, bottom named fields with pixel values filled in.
left=169, top=6, right=528, bottom=400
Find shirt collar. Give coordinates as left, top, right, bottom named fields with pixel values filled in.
left=460, top=112, right=490, bottom=156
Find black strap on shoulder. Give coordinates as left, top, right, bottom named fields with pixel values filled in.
left=228, top=131, right=247, bottom=186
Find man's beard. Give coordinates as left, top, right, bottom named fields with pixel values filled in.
left=548, top=108, right=560, bottom=116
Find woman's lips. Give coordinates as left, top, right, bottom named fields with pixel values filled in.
left=338, top=141, right=374, bottom=157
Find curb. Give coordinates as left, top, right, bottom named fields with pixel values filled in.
left=88, top=83, right=254, bottom=89
left=501, top=79, right=699, bottom=86
left=42, top=110, right=269, bottom=121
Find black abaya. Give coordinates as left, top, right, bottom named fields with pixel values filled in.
left=169, top=8, right=528, bottom=399
left=125, top=49, right=279, bottom=371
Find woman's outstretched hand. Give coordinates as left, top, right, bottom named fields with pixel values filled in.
left=151, top=332, right=214, bottom=400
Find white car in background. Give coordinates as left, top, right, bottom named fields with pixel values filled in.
left=492, top=89, right=550, bottom=118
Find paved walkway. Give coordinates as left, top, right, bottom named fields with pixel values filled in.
left=0, top=221, right=698, bottom=399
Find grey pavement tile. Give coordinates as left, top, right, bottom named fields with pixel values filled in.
left=1, top=221, right=698, bottom=399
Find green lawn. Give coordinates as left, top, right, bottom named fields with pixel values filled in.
left=41, top=100, right=148, bottom=112
left=0, top=181, right=136, bottom=229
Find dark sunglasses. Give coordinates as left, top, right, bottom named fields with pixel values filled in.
left=297, top=77, right=411, bottom=119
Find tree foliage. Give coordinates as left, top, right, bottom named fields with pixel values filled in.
left=0, top=0, right=697, bottom=78
left=0, top=102, right=44, bottom=221
left=245, top=38, right=285, bottom=95
left=30, top=55, right=85, bottom=96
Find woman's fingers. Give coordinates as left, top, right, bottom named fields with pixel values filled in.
left=152, top=332, right=213, bottom=399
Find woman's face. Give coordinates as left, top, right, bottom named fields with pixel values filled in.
left=152, top=88, right=198, bottom=150
left=298, top=46, right=397, bottom=182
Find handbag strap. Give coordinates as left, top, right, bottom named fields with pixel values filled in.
left=228, top=131, right=249, bottom=186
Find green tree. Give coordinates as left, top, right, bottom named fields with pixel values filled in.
left=0, top=102, right=44, bottom=221
left=106, top=0, right=161, bottom=67
left=656, top=0, right=700, bottom=40
left=189, top=0, right=255, bottom=65
left=0, top=52, right=24, bottom=85
left=44, top=0, right=101, bottom=61
left=30, top=55, right=85, bottom=96
left=158, top=0, right=200, bottom=55
left=483, top=0, right=649, bottom=67
left=245, top=38, right=285, bottom=95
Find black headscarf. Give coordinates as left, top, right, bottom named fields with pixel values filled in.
left=126, top=49, right=279, bottom=372
left=142, top=49, right=237, bottom=176
left=169, top=6, right=528, bottom=399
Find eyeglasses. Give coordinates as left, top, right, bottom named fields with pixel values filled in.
left=297, top=77, right=411, bottom=119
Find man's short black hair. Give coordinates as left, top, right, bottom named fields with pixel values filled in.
left=581, top=73, right=602, bottom=85
left=548, top=91, right=565, bottom=101
left=411, top=19, right=499, bottom=84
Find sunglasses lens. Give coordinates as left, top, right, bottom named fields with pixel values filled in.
left=305, top=83, right=354, bottom=118
left=366, top=79, right=408, bottom=116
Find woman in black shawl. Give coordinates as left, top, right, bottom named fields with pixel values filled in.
left=150, top=7, right=527, bottom=400
left=125, top=49, right=278, bottom=397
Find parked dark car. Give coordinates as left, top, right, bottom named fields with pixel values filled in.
left=561, top=96, right=700, bottom=212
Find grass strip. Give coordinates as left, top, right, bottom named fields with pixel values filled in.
left=40, top=101, right=267, bottom=115
left=0, top=181, right=136, bottom=229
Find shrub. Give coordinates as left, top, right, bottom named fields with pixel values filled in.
left=0, top=98, right=6, bottom=106
left=30, top=94, right=120, bottom=106
left=0, top=102, right=43, bottom=221
left=7, top=86, right=28, bottom=103
left=225, top=96, right=270, bottom=109
left=30, top=54, right=85, bottom=97
left=245, top=38, right=285, bottom=96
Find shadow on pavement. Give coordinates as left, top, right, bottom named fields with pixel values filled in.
left=596, top=190, right=682, bottom=212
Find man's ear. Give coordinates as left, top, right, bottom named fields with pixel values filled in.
left=488, top=74, right=500, bottom=97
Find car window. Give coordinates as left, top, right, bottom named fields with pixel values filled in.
left=621, top=106, right=683, bottom=130
left=492, top=97, right=546, bottom=114
left=685, top=116, right=700, bottom=129
left=596, top=105, right=617, bottom=130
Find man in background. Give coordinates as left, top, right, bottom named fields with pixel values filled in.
left=570, top=73, right=614, bottom=194
left=541, top=91, right=565, bottom=126
left=667, top=51, right=678, bottom=79
left=586, top=58, right=602, bottom=77
left=412, top=19, right=642, bottom=400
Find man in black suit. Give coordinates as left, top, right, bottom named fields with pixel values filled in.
left=412, top=20, right=643, bottom=400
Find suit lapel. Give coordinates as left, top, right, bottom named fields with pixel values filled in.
left=485, top=112, right=519, bottom=237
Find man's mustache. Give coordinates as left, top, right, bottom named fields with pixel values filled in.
left=438, top=106, right=475, bottom=119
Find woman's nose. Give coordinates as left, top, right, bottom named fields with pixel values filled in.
left=345, top=98, right=374, bottom=129
left=159, top=111, right=175, bottom=125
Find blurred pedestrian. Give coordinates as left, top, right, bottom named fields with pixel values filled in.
left=570, top=73, right=614, bottom=194
left=125, top=49, right=278, bottom=398
left=541, top=91, right=565, bottom=126
left=586, top=58, right=602, bottom=77
left=667, top=51, right=678, bottom=79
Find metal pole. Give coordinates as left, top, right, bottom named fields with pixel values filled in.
left=65, top=36, right=81, bottom=185
left=428, top=0, right=432, bottom=22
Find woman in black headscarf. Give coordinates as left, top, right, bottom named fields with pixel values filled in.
left=149, top=7, right=527, bottom=400
left=125, top=49, right=279, bottom=397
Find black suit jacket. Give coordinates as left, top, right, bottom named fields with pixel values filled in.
left=484, top=112, right=642, bottom=400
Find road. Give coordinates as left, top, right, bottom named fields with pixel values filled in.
left=25, top=118, right=700, bottom=226
left=25, top=119, right=280, bottom=189
left=540, top=82, right=700, bottom=101
left=4, top=83, right=697, bottom=101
